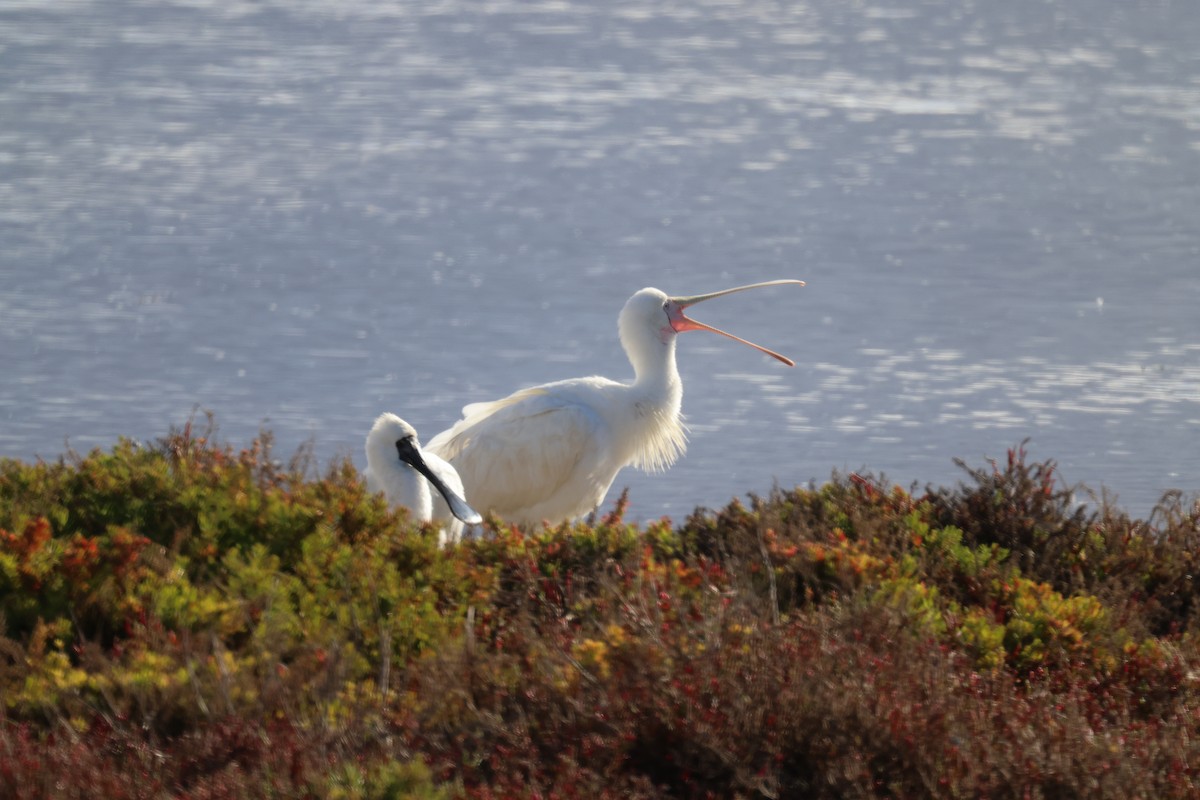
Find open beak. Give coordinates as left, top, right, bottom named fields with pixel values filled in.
left=396, top=438, right=483, bottom=525
left=667, top=279, right=805, bottom=366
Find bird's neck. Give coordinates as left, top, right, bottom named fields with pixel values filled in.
left=366, top=444, right=431, bottom=505
left=628, top=333, right=682, bottom=408
left=622, top=334, right=687, bottom=473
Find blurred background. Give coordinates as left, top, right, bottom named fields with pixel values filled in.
left=2, top=0, right=1197, bottom=521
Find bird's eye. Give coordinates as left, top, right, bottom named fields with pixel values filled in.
left=662, top=301, right=669, bottom=310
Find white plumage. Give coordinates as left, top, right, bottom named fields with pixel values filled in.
left=364, top=413, right=482, bottom=546
left=426, top=280, right=803, bottom=526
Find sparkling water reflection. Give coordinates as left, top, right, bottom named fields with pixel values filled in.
left=2, top=0, right=1197, bottom=521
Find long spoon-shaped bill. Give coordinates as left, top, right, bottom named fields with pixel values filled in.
left=396, top=439, right=484, bottom=524
left=668, top=279, right=805, bottom=367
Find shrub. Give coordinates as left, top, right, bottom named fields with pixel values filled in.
left=2, top=426, right=1200, bottom=797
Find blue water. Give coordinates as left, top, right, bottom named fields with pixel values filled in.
left=2, top=0, right=1198, bottom=522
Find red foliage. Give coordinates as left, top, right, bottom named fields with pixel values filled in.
left=1, top=517, right=53, bottom=588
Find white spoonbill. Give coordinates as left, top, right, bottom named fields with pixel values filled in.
left=364, top=413, right=482, bottom=546
left=425, top=279, right=804, bottom=526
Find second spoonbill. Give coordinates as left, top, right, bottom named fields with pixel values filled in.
left=365, top=412, right=482, bottom=546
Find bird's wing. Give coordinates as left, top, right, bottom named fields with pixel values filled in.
left=427, top=387, right=608, bottom=518
left=426, top=385, right=554, bottom=460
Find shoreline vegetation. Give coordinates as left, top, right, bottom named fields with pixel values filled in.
left=2, top=418, right=1199, bottom=798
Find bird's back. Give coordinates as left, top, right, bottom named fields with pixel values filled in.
left=427, top=380, right=623, bottom=524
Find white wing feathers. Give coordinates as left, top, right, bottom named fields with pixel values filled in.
left=426, top=387, right=612, bottom=521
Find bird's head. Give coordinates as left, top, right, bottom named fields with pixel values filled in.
left=366, top=413, right=422, bottom=476
left=619, top=280, right=804, bottom=366
left=620, top=287, right=676, bottom=345
left=367, top=413, right=420, bottom=462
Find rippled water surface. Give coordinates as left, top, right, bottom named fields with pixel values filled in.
left=3, top=0, right=1198, bottom=520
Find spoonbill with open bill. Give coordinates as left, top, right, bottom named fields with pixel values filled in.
left=425, top=279, right=804, bottom=527
left=364, top=413, right=482, bottom=546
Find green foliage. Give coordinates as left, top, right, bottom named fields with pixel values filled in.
left=326, top=759, right=454, bottom=800
left=2, top=428, right=1200, bottom=797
